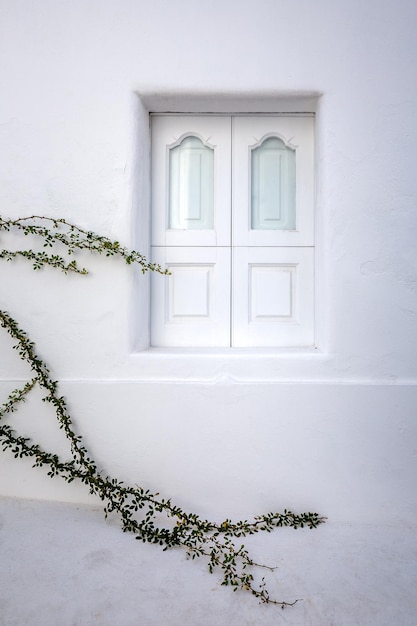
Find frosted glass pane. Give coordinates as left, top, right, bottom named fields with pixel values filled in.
left=169, top=136, right=214, bottom=230
left=251, top=137, right=296, bottom=230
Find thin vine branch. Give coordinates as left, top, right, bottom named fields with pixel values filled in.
left=0, top=214, right=169, bottom=276
left=0, top=214, right=325, bottom=609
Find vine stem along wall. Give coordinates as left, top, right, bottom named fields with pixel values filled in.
left=0, top=216, right=324, bottom=609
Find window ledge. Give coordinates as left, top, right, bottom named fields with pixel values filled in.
left=127, top=346, right=328, bottom=383
left=135, top=346, right=322, bottom=357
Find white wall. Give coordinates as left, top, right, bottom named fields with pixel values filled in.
left=0, top=0, right=416, bottom=528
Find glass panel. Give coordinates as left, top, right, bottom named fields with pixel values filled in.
left=169, top=136, right=214, bottom=230
left=251, top=136, right=296, bottom=230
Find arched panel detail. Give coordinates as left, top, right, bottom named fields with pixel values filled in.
left=250, top=135, right=296, bottom=231
left=168, top=135, right=214, bottom=230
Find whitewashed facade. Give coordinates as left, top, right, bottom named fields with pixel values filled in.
left=0, top=0, right=416, bottom=542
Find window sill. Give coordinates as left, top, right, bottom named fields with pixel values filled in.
left=128, top=346, right=327, bottom=383
left=137, top=345, right=321, bottom=356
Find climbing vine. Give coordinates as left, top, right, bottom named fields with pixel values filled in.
left=0, top=215, right=324, bottom=609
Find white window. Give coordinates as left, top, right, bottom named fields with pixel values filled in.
left=151, top=114, right=314, bottom=348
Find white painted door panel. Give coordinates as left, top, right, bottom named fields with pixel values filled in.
left=151, top=246, right=231, bottom=347
left=232, top=247, right=314, bottom=347
left=151, top=115, right=231, bottom=248
left=232, top=116, right=314, bottom=247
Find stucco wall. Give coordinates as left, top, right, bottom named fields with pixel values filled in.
left=0, top=0, right=416, bottom=527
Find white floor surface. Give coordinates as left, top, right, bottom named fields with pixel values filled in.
left=0, top=496, right=416, bottom=626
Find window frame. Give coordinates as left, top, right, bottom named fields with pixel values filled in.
left=131, top=92, right=323, bottom=369
left=149, top=112, right=315, bottom=348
